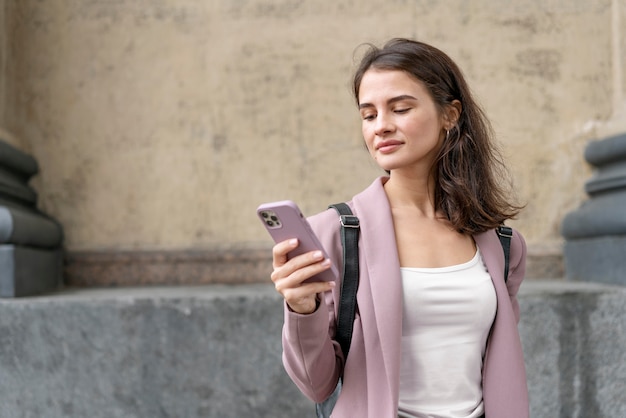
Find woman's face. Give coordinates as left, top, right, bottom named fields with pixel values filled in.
left=358, top=69, right=446, bottom=175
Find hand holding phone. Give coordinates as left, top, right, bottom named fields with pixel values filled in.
left=257, top=200, right=338, bottom=283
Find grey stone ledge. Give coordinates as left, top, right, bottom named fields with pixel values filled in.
left=0, top=281, right=623, bottom=418
left=1, top=283, right=279, bottom=303
left=519, top=279, right=626, bottom=296
left=8, top=280, right=618, bottom=303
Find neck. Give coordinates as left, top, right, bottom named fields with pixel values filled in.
left=384, top=169, right=438, bottom=218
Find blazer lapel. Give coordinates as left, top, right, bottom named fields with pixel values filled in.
left=474, top=229, right=528, bottom=416
left=352, top=177, right=403, bottom=406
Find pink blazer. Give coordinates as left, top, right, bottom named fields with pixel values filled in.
left=282, top=177, right=529, bottom=418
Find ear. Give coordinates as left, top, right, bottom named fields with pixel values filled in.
left=443, top=100, right=462, bottom=130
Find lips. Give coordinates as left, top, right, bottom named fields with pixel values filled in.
left=375, top=140, right=403, bottom=154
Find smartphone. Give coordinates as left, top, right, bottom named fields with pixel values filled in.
left=257, top=200, right=338, bottom=283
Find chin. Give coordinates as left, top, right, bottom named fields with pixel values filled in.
left=375, top=160, right=401, bottom=172
left=373, top=157, right=394, bottom=171
left=374, top=161, right=392, bottom=171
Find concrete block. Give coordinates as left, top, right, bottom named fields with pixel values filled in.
left=519, top=281, right=626, bottom=418
left=561, top=133, right=626, bottom=285
left=0, top=205, right=64, bottom=248
left=0, top=281, right=624, bottom=417
left=0, top=244, right=63, bottom=297
left=0, top=139, right=64, bottom=297
left=0, top=285, right=311, bottom=417
left=563, top=236, right=626, bottom=285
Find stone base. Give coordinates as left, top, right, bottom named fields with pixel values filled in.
left=0, top=244, right=63, bottom=297
left=519, top=281, right=626, bottom=418
left=0, top=281, right=624, bottom=417
left=563, top=235, right=626, bottom=285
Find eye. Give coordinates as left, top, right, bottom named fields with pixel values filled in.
left=361, top=113, right=376, bottom=121
left=394, top=108, right=411, bottom=114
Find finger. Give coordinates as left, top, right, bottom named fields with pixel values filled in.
left=272, top=238, right=298, bottom=268
left=271, top=249, right=326, bottom=284
left=273, top=255, right=332, bottom=289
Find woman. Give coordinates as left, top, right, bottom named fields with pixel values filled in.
left=270, top=38, right=529, bottom=418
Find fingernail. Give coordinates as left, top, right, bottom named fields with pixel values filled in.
left=321, top=258, right=331, bottom=267
left=313, top=251, right=323, bottom=259
left=289, top=239, right=298, bottom=246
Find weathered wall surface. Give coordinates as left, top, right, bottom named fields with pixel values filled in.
left=0, top=2, right=4, bottom=133
left=2, top=0, right=625, bottom=268
left=0, top=2, right=16, bottom=149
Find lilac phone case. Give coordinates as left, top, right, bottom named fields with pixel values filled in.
left=257, top=200, right=338, bottom=283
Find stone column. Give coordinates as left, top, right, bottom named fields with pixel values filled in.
left=0, top=138, right=64, bottom=297
left=561, top=132, right=626, bottom=285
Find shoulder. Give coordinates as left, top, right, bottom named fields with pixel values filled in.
left=308, top=206, right=343, bottom=231
left=510, top=228, right=527, bottom=266
left=494, top=227, right=527, bottom=290
left=475, top=227, right=527, bottom=284
left=476, top=227, right=526, bottom=260
left=306, top=204, right=354, bottom=265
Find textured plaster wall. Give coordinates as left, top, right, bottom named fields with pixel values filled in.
left=0, top=3, right=4, bottom=130
left=0, top=1, right=25, bottom=151
left=2, top=0, right=625, bottom=253
left=0, top=1, right=14, bottom=148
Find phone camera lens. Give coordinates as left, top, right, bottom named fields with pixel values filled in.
left=261, top=212, right=269, bottom=218
left=266, top=220, right=274, bottom=227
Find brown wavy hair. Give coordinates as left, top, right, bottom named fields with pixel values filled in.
left=352, top=38, right=522, bottom=234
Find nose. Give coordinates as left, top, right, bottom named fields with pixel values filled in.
left=374, top=112, right=395, bottom=136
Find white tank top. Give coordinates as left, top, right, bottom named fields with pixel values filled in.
left=397, top=250, right=496, bottom=418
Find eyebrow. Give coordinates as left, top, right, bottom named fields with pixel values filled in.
left=358, top=94, right=418, bottom=109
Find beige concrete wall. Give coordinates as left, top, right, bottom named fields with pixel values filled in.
left=3, top=0, right=625, bottom=255
left=0, top=1, right=10, bottom=146
left=1, top=1, right=26, bottom=151
left=0, top=2, right=4, bottom=132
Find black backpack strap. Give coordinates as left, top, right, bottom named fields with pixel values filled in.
left=497, top=226, right=512, bottom=283
left=328, top=203, right=360, bottom=359
left=315, top=203, right=360, bottom=417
